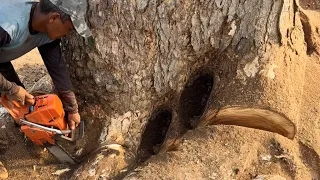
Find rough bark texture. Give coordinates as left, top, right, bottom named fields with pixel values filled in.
left=61, top=0, right=320, bottom=179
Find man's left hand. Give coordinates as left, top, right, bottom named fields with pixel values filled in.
left=68, top=112, right=81, bottom=130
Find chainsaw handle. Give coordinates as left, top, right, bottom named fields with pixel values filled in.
left=1, top=94, right=32, bottom=121
left=78, top=120, right=85, bottom=139
left=1, top=94, right=20, bottom=107
left=1, top=93, right=35, bottom=106
left=10, top=100, right=21, bottom=108
left=60, top=121, right=85, bottom=142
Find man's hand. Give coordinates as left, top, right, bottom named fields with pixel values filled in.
left=7, top=86, right=34, bottom=106
left=68, top=112, right=81, bottom=130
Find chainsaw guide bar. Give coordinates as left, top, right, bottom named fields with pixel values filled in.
left=46, top=143, right=77, bottom=165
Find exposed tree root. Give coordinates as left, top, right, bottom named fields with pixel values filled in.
left=199, top=107, right=296, bottom=139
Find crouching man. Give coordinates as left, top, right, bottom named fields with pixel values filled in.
left=0, top=0, right=92, bottom=177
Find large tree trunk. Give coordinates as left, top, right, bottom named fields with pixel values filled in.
left=61, top=0, right=320, bottom=179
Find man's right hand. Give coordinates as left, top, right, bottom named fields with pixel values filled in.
left=6, top=86, right=34, bottom=106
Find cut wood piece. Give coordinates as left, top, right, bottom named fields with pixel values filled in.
left=199, top=107, right=296, bottom=139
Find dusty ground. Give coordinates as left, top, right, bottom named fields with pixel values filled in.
left=11, top=49, right=48, bottom=90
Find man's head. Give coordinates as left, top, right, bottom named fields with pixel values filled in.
left=39, top=0, right=92, bottom=40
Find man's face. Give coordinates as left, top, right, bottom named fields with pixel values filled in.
left=46, top=13, right=75, bottom=40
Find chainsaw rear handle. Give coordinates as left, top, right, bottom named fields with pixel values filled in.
left=1, top=94, right=33, bottom=121
left=1, top=93, right=35, bottom=108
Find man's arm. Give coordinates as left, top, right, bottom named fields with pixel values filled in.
left=0, top=27, right=11, bottom=46
left=0, top=27, right=19, bottom=95
left=38, top=39, right=78, bottom=113
left=38, top=40, right=80, bottom=129
left=0, top=27, right=34, bottom=105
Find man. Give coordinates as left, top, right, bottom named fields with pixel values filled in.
left=0, top=0, right=92, bottom=129
left=0, top=0, right=91, bottom=177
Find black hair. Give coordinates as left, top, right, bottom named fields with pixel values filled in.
left=39, top=0, right=71, bottom=22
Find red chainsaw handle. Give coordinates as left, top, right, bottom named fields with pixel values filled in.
left=0, top=94, right=31, bottom=120
left=1, top=94, right=20, bottom=107
left=1, top=93, right=35, bottom=107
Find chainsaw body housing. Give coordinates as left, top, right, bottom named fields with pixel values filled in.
left=1, top=94, right=67, bottom=145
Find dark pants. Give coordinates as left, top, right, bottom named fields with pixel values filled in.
left=0, top=62, right=25, bottom=89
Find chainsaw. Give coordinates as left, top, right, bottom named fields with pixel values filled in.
left=0, top=94, right=84, bottom=164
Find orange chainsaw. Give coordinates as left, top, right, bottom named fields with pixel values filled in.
left=0, top=94, right=84, bottom=164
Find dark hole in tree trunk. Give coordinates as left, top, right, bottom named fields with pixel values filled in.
left=137, top=109, right=172, bottom=163
left=179, top=74, right=214, bottom=129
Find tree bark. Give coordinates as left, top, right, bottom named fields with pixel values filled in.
left=61, top=0, right=320, bottom=179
